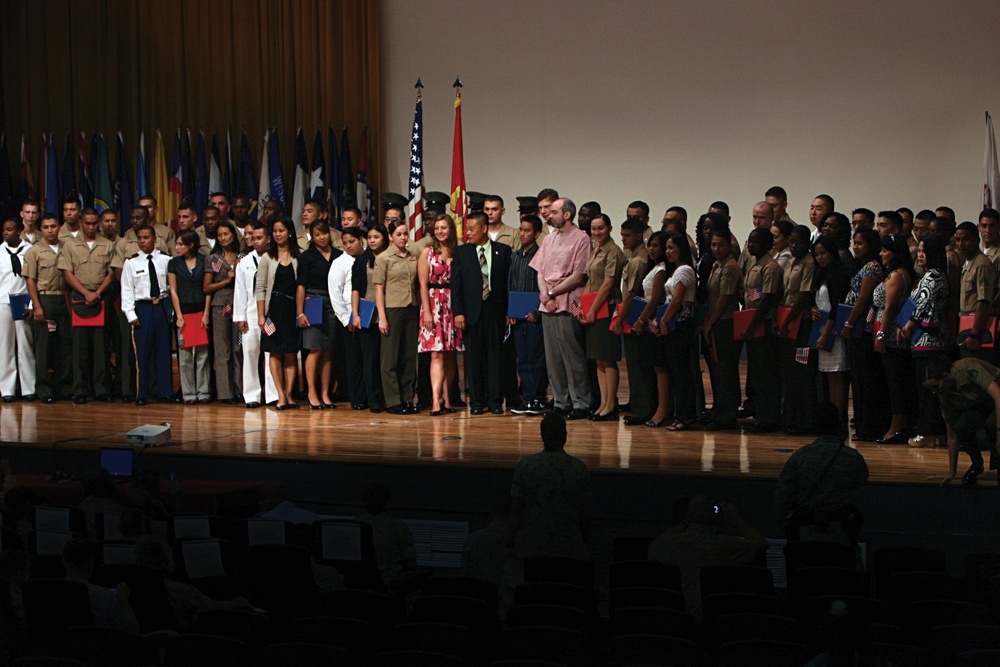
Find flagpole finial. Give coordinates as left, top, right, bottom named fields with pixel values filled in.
left=415, top=78, right=423, bottom=90
left=453, top=78, right=463, bottom=89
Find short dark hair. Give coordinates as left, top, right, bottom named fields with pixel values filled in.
left=816, top=194, right=835, bottom=210
left=536, top=188, right=559, bottom=202
left=540, top=414, right=567, bottom=450
left=852, top=208, right=875, bottom=225
left=581, top=200, right=601, bottom=214
left=521, top=215, right=543, bottom=233
left=342, top=226, right=365, bottom=241
left=80, top=207, right=99, bottom=218
left=138, top=195, right=158, bottom=206
left=877, top=210, right=903, bottom=230
left=467, top=211, right=488, bottom=229
left=4, top=217, right=23, bottom=232
left=709, top=200, right=730, bottom=214
left=772, top=219, right=794, bottom=238
left=627, top=200, right=650, bottom=217
left=342, top=206, right=362, bottom=218
left=209, top=192, right=229, bottom=203
left=979, top=208, right=1000, bottom=223
left=62, top=195, right=81, bottom=207
left=915, top=209, right=936, bottom=223
left=935, top=206, right=956, bottom=222
left=666, top=206, right=688, bottom=223
left=40, top=213, right=59, bottom=224
left=484, top=195, right=505, bottom=208
left=896, top=207, right=913, bottom=218
left=177, top=202, right=196, bottom=214
left=305, top=198, right=327, bottom=213
left=764, top=186, right=788, bottom=201
left=956, top=220, right=978, bottom=236
left=621, top=216, right=645, bottom=234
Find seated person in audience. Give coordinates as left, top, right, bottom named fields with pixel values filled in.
left=0, top=459, right=15, bottom=505
left=775, top=401, right=868, bottom=544
left=79, top=467, right=125, bottom=540
left=256, top=482, right=319, bottom=525
left=116, top=507, right=150, bottom=541
left=461, top=489, right=510, bottom=587
left=355, top=483, right=419, bottom=589
left=62, top=537, right=140, bottom=632
left=647, top=494, right=767, bottom=621
left=130, top=468, right=172, bottom=518
left=133, top=536, right=250, bottom=630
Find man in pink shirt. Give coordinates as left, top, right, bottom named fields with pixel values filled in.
left=531, top=198, right=593, bottom=418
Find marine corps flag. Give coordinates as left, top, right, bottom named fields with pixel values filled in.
left=985, top=112, right=1000, bottom=210
left=450, top=80, right=467, bottom=241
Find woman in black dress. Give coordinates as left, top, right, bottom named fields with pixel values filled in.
left=296, top=220, right=342, bottom=409
left=352, top=224, right=389, bottom=412
left=255, top=217, right=301, bottom=410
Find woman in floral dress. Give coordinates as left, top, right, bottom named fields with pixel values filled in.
left=417, top=213, right=463, bottom=415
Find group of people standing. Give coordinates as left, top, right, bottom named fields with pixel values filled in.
left=1, top=186, right=998, bottom=483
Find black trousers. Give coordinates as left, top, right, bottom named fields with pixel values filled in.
left=463, top=295, right=504, bottom=411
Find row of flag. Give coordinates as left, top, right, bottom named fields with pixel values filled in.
left=0, top=126, right=376, bottom=234
left=1, top=82, right=473, bottom=240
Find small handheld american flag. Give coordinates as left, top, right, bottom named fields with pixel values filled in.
left=262, top=318, right=276, bottom=336
left=795, top=347, right=810, bottom=364
left=569, top=300, right=582, bottom=317
left=222, top=304, right=232, bottom=317
left=211, top=256, right=223, bottom=273
left=866, top=306, right=876, bottom=324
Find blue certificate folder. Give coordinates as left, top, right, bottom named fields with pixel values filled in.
left=303, top=297, right=323, bottom=324
left=358, top=299, right=376, bottom=328
left=624, top=297, right=673, bottom=333
left=807, top=310, right=833, bottom=351
left=508, top=291, right=540, bottom=319
left=8, top=294, right=31, bottom=320
left=834, top=303, right=863, bottom=339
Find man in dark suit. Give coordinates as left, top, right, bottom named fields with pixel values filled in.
left=453, top=211, right=511, bottom=414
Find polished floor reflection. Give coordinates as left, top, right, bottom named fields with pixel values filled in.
left=0, top=398, right=972, bottom=485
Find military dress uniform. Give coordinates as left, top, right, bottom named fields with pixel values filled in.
left=58, top=235, right=115, bottom=400
left=0, top=240, right=36, bottom=399
left=23, top=239, right=71, bottom=400
left=233, top=251, right=278, bottom=406
left=779, top=253, right=817, bottom=433
left=743, top=253, right=783, bottom=428
left=121, top=249, right=173, bottom=403
left=111, top=228, right=174, bottom=399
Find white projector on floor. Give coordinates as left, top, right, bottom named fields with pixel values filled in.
left=126, top=424, right=172, bottom=447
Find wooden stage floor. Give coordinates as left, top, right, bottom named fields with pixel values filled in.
left=0, top=397, right=975, bottom=486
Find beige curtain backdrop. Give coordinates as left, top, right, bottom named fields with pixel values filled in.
left=0, top=0, right=381, bottom=201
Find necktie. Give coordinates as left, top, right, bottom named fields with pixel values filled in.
left=148, top=255, right=161, bottom=298
left=479, top=247, right=490, bottom=300
left=252, top=255, right=259, bottom=292
left=6, top=248, right=21, bottom=277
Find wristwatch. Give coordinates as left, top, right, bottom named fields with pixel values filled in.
left=876, top=331, right=885, bottom=341
left=546, top=290, right=555, bottom=299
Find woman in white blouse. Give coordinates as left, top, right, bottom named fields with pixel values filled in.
left=657, top=234, right=697, bottom=430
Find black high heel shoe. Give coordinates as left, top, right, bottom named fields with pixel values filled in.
left=962, top=462, right=985, bottom=485
left=875, top=431, right=907, bottom=445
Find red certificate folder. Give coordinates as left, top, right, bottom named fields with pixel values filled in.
left=180, top=312, right=209, bottom=348
left=776, top=306, right=802, bottom=339
left=733, top=309, right=765, bottom=340
left=579, top=291, right=610, bottom=320
left=70, top=300, right=105, bottom=327
left=959, top=314, right=996, bottom=348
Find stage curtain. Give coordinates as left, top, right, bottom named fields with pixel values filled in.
left=0, top=0, right=381, bottom=195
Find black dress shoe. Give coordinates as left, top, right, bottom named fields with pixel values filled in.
left=566, top=409, right=590, bottom=420
left=386, top=404, right=408, bottom=415
left=121, top=395, right=135, bottom=403
left=548, top=407, right=568, bottom=416
left=429, top=410, right=445, bottom=416
left=962, top=462, right=985, bottom=485
left=490, top=407, right=504, bottom=415
left=323, top=403, right=336, bottom=409
left=135, top=399, right=148, bottom=406
left=624, top=416, right=648, bottom=426
left=405, top=402, right=420, bottom=414
left=276, top=403, right=294, bottom=411
left=470, top=407, right=485, bottom=415
left=737, top=407, right=755, bottom=419
left=23, top=394, right=37, bottom=402
left=42, top=396, right=56, bottom=404
left=351, top=403, right=366, bottom=410
left=591, top=412, right=619, bottom=422
left=443, top=407, right=457, bottom=414
left=222, top=398, right=241, bottom=405
left=246, top=402, right=261, bottom=409
left=369, top=406, right=383, bottom=414
left=97, top=394, right=113, bottom=403
left=874, top=431, right=907, bottom=445
left=310, top=403, right=325, bottom=410
left=74, top=396, right=87, bottom=404
left=2, top=396, right=14, bottom=403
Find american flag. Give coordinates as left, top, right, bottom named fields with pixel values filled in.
left=262, top=317, right=276, bottom=336
left=211, top=256, right=223, bottom=273
left=222, top=304, right=232, bottom=317
left=746, top=286, right=761, bottom=303
left=866, top=306, right=876, bottom=324
left=795, top=347, right=810, bottom=364
left=569, top=300, right=582, bottom=317
left=406, top=85, right=425, bottom=241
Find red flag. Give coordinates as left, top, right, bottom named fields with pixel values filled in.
left=450, top=85, right=467, bottom=241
